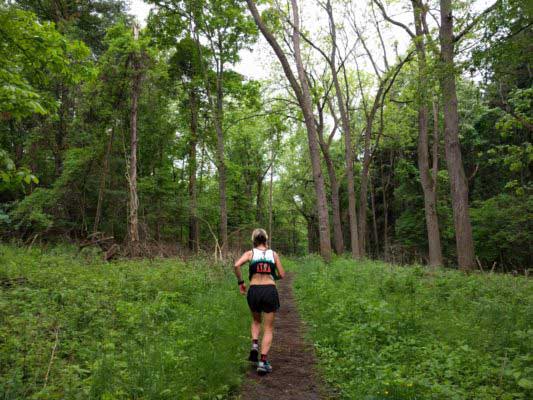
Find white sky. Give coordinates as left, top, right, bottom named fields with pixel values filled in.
left=128, top=0, right=494, bottom=83
left=128, top=0, right=272, bottom=80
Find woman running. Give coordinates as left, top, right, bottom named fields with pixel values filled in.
left=234, top=228, right=285, bottom=374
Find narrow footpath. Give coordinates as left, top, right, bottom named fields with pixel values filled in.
left=238, top=273, right=331, bottom=400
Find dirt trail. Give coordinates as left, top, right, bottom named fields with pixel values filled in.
left=238, top=273, right=330, bottom=400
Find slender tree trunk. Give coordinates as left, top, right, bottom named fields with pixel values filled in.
left=54, top=83, right=68, bottom=177
left=381, top=150, right=393, bottom=261
left=246, top=0, right=332, bottom=260
left=432, top=99, right=440, bottom=188
left=318, top=138, right=344, bottom=254
left=290, top=0, right=331, bottom=260
left=370, top=178, right=379, bottom=256
left=214, top=69, right=228, bottom=258
left=188, top=89, right=199, bottom=253
left=128, top=25, right=141, bottom=251
left=256, top=176, right=263, bottom=223
left=268, top=156, right=274, bottom=246
left=358, top=115, right=373, bottom=256
left=325, top=0, right=359, bottom=257
left=94, top=127, right=114, bottom=234
left=194, top=25, right=228, bottom=259
left=413, top=1, right=443, bottom=267
left=439, top=0, right=476, bottom=270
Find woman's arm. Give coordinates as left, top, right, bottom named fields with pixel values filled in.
left=274, top=252, right=286, bottom=279
left=234, top=250, right=252, bottom=294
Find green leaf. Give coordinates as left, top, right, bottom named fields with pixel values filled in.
left=518, top=378, right=533, bottom=390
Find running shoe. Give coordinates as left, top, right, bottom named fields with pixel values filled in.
left=257, top=360, right=272, bottom=374
left=248, top=347, right=259, bottom=363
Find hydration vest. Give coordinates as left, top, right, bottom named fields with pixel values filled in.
left=249, top=248, right=279, bottom=281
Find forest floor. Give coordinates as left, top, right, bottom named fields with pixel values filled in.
left=238, top=273, right=331, bottom=400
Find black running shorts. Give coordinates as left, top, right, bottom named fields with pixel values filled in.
left=247, top=284, right=280, bottom=313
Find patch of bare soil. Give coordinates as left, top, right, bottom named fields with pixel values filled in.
left=238, top=273, right=332, bottom=400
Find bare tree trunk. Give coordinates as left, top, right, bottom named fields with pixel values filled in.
left=381, top=150, right=393, bottom=261
left=316, top=97, right=344, bottom=254
left=325, top=0, right=360, bottom=257
left=432, top=99, right=440, bottom=188
left=193, top=25, right=228, bottom=259
left=290, top=0, right=332, bottom=260
left=246, top=0, right=332, bottom=260
left=128, top=25, right=141, bottom=253
left=54, top=83, right=68, bottom=177
left=256, top=176, right=263, bottom=223
left=358, top=114, right=374, bottom=256
left=413, top=1, right=443, bottom=267
left=439, top=0, right=476, bottom=270
left=94, top=127, right=114, bottom=234
left=268, top=156, right=274, bottom=246
left=188, top=89, right=199, bottom=253
left=213, top=67, right=228, bottom=257
left=318, top=136, right=344, bottom=254
left=370, top=178, right=379, bottom=256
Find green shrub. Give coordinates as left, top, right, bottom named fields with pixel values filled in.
left=0, top=245, right=250, bottom=399
left=471, top=193, right=532, bottom=269
left=292, top=258, right=533, bottom=399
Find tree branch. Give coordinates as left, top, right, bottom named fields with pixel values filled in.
left=453, top=1, right=500, bottom=43
left=373, top=0, right=416, bottom=39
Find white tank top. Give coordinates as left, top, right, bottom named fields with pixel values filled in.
left=251, top=248, right=275, bottom=264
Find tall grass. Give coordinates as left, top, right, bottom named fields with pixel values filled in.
left=0, top=245, right=250, bottom=399
left=291, top=256, right=533, bottom=400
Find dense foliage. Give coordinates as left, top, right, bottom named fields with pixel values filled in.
left=0, top=245, right=249, bottom=399
left=0, top=0, right=531, bottom=268
left=293, top=257, right=533, bottom=399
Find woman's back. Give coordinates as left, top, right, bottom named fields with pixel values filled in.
left=249, top=247, right=277, bottom=285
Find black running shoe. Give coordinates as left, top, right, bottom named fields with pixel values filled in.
left=248, top=348, right=259, bottom=363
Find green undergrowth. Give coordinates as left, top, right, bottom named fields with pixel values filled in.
left=291, top=256, right=533, bottom=400
left=0, top=245, right=249, bottom=399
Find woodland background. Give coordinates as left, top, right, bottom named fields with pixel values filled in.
left=0, top=0, right=531, bottom=270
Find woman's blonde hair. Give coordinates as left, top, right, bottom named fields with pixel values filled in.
left=252, top=228, right=268, bottom=247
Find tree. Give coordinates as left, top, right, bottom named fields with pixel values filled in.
left=246, top=0, right=332, bottom=260
left=374, top=0, right=444, bottom=266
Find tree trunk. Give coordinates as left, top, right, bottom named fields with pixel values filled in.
left=214, top=69, right=228, bottom=258
left=381, top=150, right=393, bottom=261
left=194, top=26, right=228, bottom=259
left=128, top=25, right=141, bottom=252
left=188, top=89, right=199, bottom=253
left=290, top=0, right=332, bottom=260
left=325, top=0, right=359, bottom=257
left=246, top=0, right=332, bottom=260
left=358, top=116, right=373, bottom=256
left=54, top=82, right=68, bottom=177
left=93, top=127, right=114, bottom=234
left=413, top=1, right=443, bottom=267
left=439, top=0, right=476, bottom=270
left=256, top=176, right=263, bottom=223
left=370, top=178, right=379, bottom=256
left=318, top=137, right=344, bottom=254
left=268, top=157, right=274, bottom=246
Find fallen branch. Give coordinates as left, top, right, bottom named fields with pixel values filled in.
left=43, top=326, right=60, bottom=389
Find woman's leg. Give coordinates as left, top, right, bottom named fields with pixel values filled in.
left=251, top=311, right=261, bottom=341
left=261, top=312, right=275, bottom=355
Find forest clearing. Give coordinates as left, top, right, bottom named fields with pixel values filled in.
left=0, top=0, right=531, bottom=398
left=0, top=246, right=531, bottom=399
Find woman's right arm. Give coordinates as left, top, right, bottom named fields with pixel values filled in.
left=274, top=252, right=286, bottom=279
left=234, top=250, right=252, bottom=294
